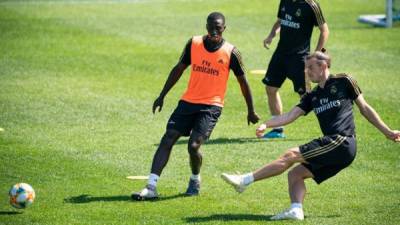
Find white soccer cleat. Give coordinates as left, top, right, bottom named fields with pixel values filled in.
left=221, top=173, right=247, bottom=193
left=270, top=207, right=304, bottom=221
left=131, top=184, right=158, bottom=201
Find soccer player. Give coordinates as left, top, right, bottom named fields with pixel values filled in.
left=132, top=12, right=260, bottom=200
left=262, top=0, right=329, bottom=138
left=221, top=51, right=400, bottom=220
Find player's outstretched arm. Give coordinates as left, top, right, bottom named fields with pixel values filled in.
left=235, top=75, right=260, bottom=125
left=355, top=94, right=400, bottom=142
left=256, top=106, right=305, bottom=138
left=153, top=62, right=188, bottom=114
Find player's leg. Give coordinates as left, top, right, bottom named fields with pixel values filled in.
left=185, top=131, right=206, bottom=196
left=132, top=101, right=192, bottom=200
left=269, top=165, right=314, bottom=221
left=288, top=164, right=313, bottom=204
left=187, top=131, right=205, bottom=176
left=131, top=129, right=181, bottom=201
left=185, top=105, right=221, bottom=196
left=266, top=85, right=283, bottom=117
left=253, top=147, right=305, bottom=180
left=221, top=147, right=305, bottom=193
left=262, top=52, right=286, bottom=138
left=150, top=129, right=182, bottom=176
left=272, top=135, right=356, bottom=220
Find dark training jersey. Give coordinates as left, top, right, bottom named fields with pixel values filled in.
left=276, top=0, right=325, bottom=55
left=297, top=74, right=362, bottom=136
left=179, top=36, right=246, bottom=77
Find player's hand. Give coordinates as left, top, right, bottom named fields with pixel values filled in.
left=256, top=123, right=267, bottom=138
left=386, top=130, right=400, bottom=142
left=263, top=36, right=273, bottom=49
left=152, top=97, right=164, bottom=114
left=247, top=111, right=260, bottom=125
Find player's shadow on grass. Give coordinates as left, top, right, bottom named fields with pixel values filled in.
left=153, top=137, right=256, bottom=146
left=64, top=193, right=187, bottom=204
left=0, top=211, right=23, bottom=215
left=185, top=137, right=260, bottom=145
left=184, top=214, right=275, bottom=223
left=163, top=137, right=306, bottom=146
left=308, top=214, right=341, bottom=219
left=64, top=195, right=131, bottom=203
left=185, top=213, right=340, bottom=222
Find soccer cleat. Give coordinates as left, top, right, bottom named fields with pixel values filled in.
left=185, top=179, right=200, bottom=196
left=263, top=128, right=286, bottom=139
left=270, top=207, right=304, bottom=221
left=131, top=184, right=158, bottom=201
left=221, top=173, right=247, bottom=193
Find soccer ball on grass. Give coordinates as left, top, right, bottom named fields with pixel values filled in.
left=9, top=183, right=35, bottom=209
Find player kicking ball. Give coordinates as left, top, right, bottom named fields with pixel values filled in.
left=221, top=51, right=400, bottom=220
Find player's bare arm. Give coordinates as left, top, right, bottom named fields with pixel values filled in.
left=256, top=106, right=305, bottom=138
left=153, top=62, right=189, bottom=113
left=264, top=19, right=281, bottom=49
left=236, top=75, right=260, bottom=125
left=315, top=23, right=329, bottom=51
left=355, top=94, right=400, bottom=142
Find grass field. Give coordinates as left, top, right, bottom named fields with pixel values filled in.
left=0, top=0, right=399, bottom=224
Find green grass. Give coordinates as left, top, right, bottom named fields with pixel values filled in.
left=0, top=0, right=399, bottom=224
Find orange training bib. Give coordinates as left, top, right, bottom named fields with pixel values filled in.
left=181, top=36, right=234, bottom=107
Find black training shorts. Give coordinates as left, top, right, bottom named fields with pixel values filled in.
left=166, top=100, right=222, bottom=139
left=262, top=52, right=307, bottom=95
left=299, top=135, right=357, bottom=184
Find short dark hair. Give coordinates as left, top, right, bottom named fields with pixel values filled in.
left=207, top=12, right=225, bottom=24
